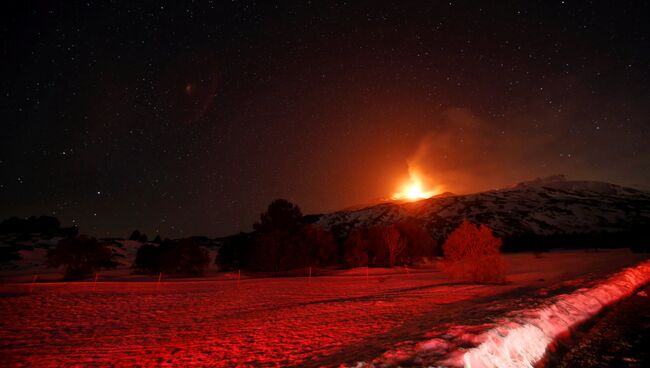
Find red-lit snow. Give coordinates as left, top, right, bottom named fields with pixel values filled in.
left=1, top=249, right=648, bottom=367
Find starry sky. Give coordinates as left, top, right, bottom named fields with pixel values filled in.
left=2, top=1, right=649, bottom=238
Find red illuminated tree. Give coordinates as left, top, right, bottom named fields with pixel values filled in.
left=382, top=225, right=407, bottom=267
left=344, top=228, right=369, bottom=267
left=442, top=219, right=505, bottom=283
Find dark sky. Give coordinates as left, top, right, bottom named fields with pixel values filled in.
left=2, top=1, right=649, bottom=238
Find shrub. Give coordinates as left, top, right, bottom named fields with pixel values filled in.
left=381, top=225, right=407, bottom=267
left=46, top=236, right=118, bottom=279
left=132, top=238, right=210, bottom=276
left=297, top=225, right=338, bottom=267
left=129, top=229, right=148, bottom=242
left=366, top=226, right=391, bottom=267
left=344, top=228, right=369, bottom=267
left=395, top=218, right=438, bottom=259
left=162, top=238, right=210, bottom=276
left=215, top=232, right=254, bottom=271
left=441, top=219, right=505, bottom=283
left=129, top=230, right=142, bottom=241
left=250, top=230, right=294, bottom=272
left=131, top=243, right=160, bottom=274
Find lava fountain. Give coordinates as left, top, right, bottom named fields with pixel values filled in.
left=392, top=170, right=438, bottom=201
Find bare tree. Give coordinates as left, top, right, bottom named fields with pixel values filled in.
left=382, top=225, right=407, bottom=267
left=442, top=219, right=505, bottom=282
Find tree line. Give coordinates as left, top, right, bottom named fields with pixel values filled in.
left=12, top=198, right=648, bottom=281
left=215, top=199, right=439, bottom=272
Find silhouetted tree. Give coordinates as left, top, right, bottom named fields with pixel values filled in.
left=343, top=226, right=397, bottom=267
left=366, top=226, right=391, bottom=267
left=296, top=225, right=338, bottom=267
left=330, top=223, right=350, bottom=265
left=442, top=219, right=505, bottom=283
left=132, top=238, right=210, bottom=276
left=250, top=230, right=294, bottom=271
left=344, top=228, right=369, bottom=267
left=250, top=199, right=304, bottom=271
left=129, top=230, right=142, bottom=241
left=216, top=232, right=254, bottom=271
left=46, top=235, right=118, bottom=279
left=131, top=243, right=160, bottom=274
left=395, top=218, right=438, bottom=259
left=254, top=199, right=303, bottom=233
left=162, top=238, right=210, bottom=276
left=382, top=225, right=407, bottom=267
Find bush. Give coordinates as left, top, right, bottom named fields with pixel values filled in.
left=215, top=232, right=254, bottom=271
left=131, top=243, right=160, bottom=274
left=395, top=218, right=438, bottom=259
left=132, top=238, right=210, bottom=276
left=441, top=219, right=505, bottom=283
left=343, top=224, right=416, bottom=267
left=382, top=225, right=407, bottom=267
left=296, top=225, right=338, bottom=267
left=46, top=236, right=118, bottom=279
left=163, top=238, right=210, bottom=276
left=129, top=229, right=148, bottom=242
left=344, top=228, right=369, bottom=267
left=250, top=230, right=294, bottom=272
left=366, top=226, right=390, bottom=267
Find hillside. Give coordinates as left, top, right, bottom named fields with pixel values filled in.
left=316, top=175, right=650, bottom=244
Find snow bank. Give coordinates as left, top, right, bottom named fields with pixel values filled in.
left=459, top=259, right=650, bottom=368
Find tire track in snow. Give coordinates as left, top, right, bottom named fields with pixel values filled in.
left=359, top=259, right=650, bottom=368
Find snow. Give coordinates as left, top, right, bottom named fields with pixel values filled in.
left=362, top=254, right=650, bottom=368
left=316, top=179, right=650, bottom=239
left=459, top=259, right=650, bottom=368
left=1, top=249, right=648, bottom=367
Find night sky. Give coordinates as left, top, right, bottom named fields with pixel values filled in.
left=2, top=1, right=649, bottom=238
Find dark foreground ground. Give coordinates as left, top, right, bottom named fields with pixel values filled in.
left=556, top=283, right=650, bottom=368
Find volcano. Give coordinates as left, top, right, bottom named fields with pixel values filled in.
left=315, top=175, right=650, bottom=246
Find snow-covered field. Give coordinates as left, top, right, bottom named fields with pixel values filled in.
left=1, top=249, right=648, bottom=367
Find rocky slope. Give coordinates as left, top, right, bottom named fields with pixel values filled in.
left=316, top=175, right=650, bottom=242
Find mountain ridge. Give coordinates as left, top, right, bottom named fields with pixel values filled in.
left=315, top=176, right=650, bottom=243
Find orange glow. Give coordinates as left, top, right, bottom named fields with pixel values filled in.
left=392, top=171, right=438, bottom=201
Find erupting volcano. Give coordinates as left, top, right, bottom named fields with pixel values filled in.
left=3, top=2, right=650, bottom=367
left=392, top=170, right=439, bottom=201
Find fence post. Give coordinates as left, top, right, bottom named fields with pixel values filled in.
left=29, top=274, right=38, bottom=293
left=93, top=272, right=99, bottom=291
left=156, top=272, right=162, bottom=290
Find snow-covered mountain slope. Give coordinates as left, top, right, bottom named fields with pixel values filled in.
left=316, top=176, right=650, bottom=241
